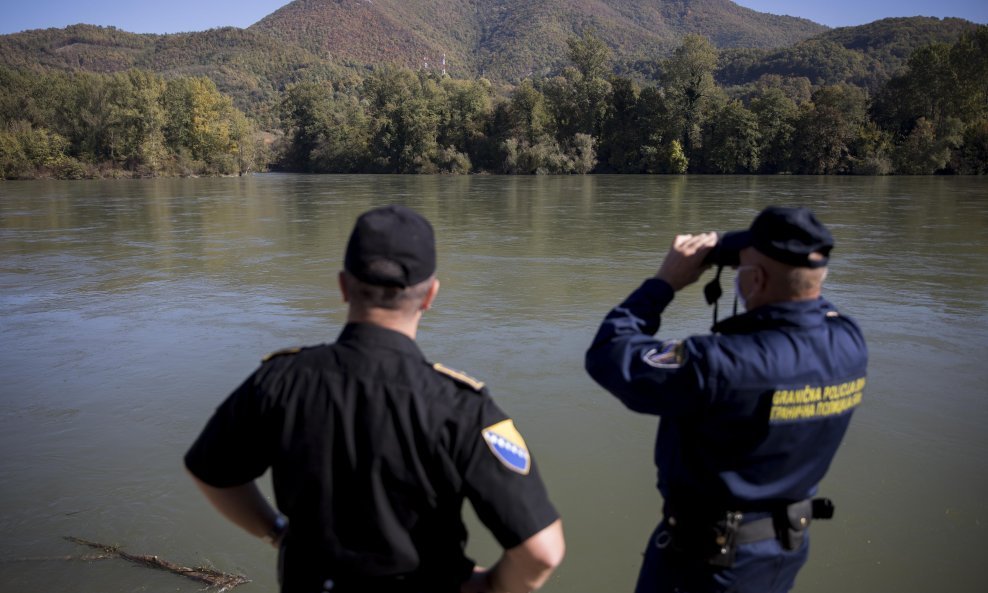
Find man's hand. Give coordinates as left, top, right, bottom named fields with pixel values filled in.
left=460, top=567, right=492, bottom=593
left=655, top=232, right=718, bottom=292
left=460, top=519, right=564, bottom=593
left=188, top=473, right=284, bottom=548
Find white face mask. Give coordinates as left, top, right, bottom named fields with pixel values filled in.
left=734, top=273, right=748, bottom=310
left=734, top=265, right=757, bottom=311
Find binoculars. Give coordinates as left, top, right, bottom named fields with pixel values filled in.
left=703, top=231, right=744, bottom=268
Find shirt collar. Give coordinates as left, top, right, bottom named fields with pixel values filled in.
left=337, top=322, right=425, bottom=359
left=712, top=297, right=836, bottom=335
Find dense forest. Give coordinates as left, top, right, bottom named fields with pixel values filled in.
left=1, top=22, right=985, bottom=178
left=0, top=68, right=264, bottom=178
left=271, top=27, right=988, bottom=175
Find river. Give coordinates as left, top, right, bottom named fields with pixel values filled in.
left=1, top=174, right=986, bottom=592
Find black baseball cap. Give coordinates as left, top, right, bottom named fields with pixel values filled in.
left=717, top=206, right=834, bottom=268
left=344, top=205, right=436, bottom=287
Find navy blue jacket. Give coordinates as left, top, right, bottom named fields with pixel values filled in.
left=585, top=278, right=867, bottom=512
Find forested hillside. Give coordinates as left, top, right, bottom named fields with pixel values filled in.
left=0, top=13, right=974, bottom=118
left=252, top=0, right=826, bottom=80
left=718, top=17, right=978, bottom=90
left=0, top=2, right=984, bottom=179
left=0, top=24, right=354, bottom=126
left=265, top=28, right=987, bottom=176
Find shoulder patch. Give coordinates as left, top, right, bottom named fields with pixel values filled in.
left=482, top=419, right=531, bottom=475
left=432, top=362, right=485, bottom=391
left=643, top=340, right=686, bottom=369
left=262, top=347, right=302, bottom=362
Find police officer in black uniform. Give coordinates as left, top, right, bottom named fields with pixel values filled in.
left=585, top=206, right=867, bottom=593
left=186, top=205, right=564, bottom=593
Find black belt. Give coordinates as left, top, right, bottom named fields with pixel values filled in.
left=662, top=497, right=836, bottom=566
left=735, top=498, right=834, bottom=544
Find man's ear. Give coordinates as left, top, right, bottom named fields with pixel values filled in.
left=421, top=278, right=440, bottom=311
left=750, top=265, right=766, bottom=290
left=751, top=265, right=771, bottom=299
left=338, top=271, right=350, bottom=303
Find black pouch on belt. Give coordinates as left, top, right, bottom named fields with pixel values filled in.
left=665, top=510, right=741, bottom=568
left=777, top=499, right=813, bottom=551
left=705, top=511, right=743, bottom=568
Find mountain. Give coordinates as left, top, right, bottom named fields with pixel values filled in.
left=0, top=5, right=977, bottom=120
left=717, top=17, right=979, bottom=90
left=0, top=24, right=350, bottom=125
left=250, top=0, right=828, bottom=79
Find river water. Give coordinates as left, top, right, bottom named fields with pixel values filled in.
left=1, top=174, right=986, bottom=593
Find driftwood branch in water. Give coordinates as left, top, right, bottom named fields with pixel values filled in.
left=65, top=536, right=250, bottom=591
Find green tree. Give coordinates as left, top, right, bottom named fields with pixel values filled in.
left=229, top=109, right=263, bottom=175
left=568, top=133, right=597, bottom=174
left=792, top=84, right=868, bottom=174
left=438, top=78, right=493, bottom=159
left=364, top=67, right=440, bottom=173
left=956, top=119, right=988, bottom=174
left=893, top=117, right=946, bottom=173
left=162, top=76, right=242, bottom=173
left=567, top=29, right=610, bottom=81
left=109, top=70, right=167, bottom=173
left=892, top=116, right=963, bottom=174
left=662, top=34, right=721, bottom=163
left=632, top=87, right=683, bottom=173
left=750, top=87, right=798, bottom=173
left=950, top=27, right=988, bottom=123
left=871, top=41, right=966, bottom=140
left=701, top=100, right=760, bottom=173
left=642, top=139, right=688, bottom=174
left=563, top=29, right=613, bottom=140
left=280, top=82, right=334, bottom=171
left=52, top=71, right=116, bottom=162
left=598, top=76, right=643, bottom=172
left=542, top=70, right=581, bottom=140
left=0, top=121, right=70, bottom=178
left=508, top=80, right=552, bottom=145
left=312, top=94, right=372, bottom=173
left=849, top=121, right=894, bottom=175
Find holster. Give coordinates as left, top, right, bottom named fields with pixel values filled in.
left=776, top=498, right=812, bottom=551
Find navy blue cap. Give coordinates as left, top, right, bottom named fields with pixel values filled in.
left=719, top=206, right=834, bottom=268
left=344, top=205, right=436, bottom=287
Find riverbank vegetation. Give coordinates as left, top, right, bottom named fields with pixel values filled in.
left=1, top=25, right=985, bottom=178
left=259, top=26, right=988, bottom=176
left=0, top=68, right=265, bottom=179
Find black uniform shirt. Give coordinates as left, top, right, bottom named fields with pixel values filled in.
left=185, top=322, right=558, bottom=593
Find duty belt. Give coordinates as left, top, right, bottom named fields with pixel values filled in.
left=733, top=498, right=834, bottom=545
left=661, top=498, right=835, bottom=568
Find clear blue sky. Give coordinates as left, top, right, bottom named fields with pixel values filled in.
left=733, top=0, right=986, bottom=28
left=0, top=0, right=985, bottom=35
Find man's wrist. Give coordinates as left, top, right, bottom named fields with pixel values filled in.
left=641, top=277, right=676, bottom=307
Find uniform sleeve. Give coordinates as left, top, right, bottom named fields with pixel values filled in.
left=184, top=368, right=276, bottom=488
left=454, top=396, right=559, bottom=550
left=584, top=277, right=708, bottom=416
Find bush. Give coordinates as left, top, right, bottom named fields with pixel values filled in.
left=434, top=146, right=472, bottom=174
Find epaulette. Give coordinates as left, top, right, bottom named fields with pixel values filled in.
left=262, top=347, right=302, bottom=362
left=432, top=362, right=485, bottom=392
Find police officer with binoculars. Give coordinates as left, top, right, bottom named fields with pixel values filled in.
left=586, top=206, right=868, bottom=593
